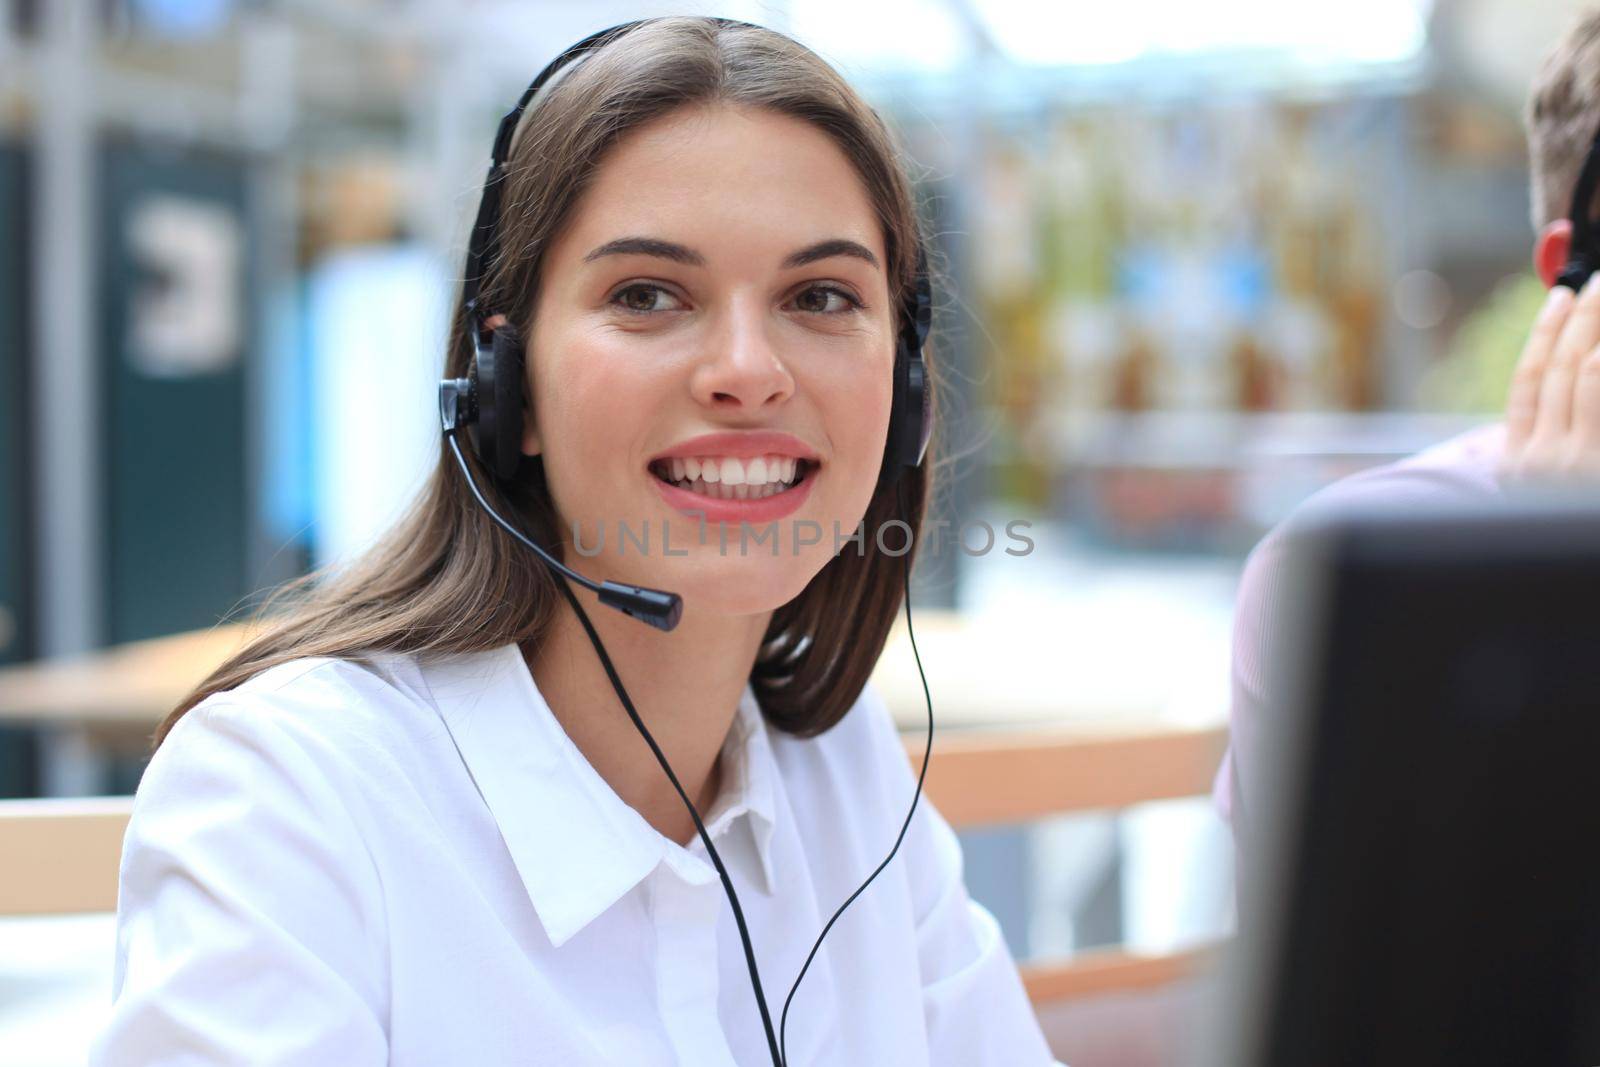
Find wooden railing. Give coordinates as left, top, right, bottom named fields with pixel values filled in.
left=904, top=724, right=1229, bottom=1005
left=0, top=795, right=131, bottom=915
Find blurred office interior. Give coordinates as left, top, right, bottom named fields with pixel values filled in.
left=0, top=1, right=1583, bottom=1064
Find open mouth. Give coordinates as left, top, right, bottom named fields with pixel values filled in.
left=648, top=455, right=816, bottom=501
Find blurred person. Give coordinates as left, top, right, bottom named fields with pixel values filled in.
left=1215, top=7, right=1600, bottom=846
left=89, top=17, right=1061, bottom=1067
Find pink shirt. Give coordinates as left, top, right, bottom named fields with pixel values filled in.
left=1212, top=422, right=1508, bottom=836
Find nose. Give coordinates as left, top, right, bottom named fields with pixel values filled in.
left=689, top=296, right=795, bottom=413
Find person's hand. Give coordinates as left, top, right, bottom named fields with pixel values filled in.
left=1501, top=278, right=1600, bottom=483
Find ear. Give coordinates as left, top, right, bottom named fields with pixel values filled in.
left=1534, top=219, right=1573, bottom=289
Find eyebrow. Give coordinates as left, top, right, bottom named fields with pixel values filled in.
left=582, top=236, right=880, bottom=271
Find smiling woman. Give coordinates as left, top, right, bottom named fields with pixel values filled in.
left=522, top=100, right=900, bottom=605
left=90, top=15, right=1062, bottom=1067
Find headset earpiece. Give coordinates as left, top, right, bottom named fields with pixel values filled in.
left=882, top=251, right=933, bottom=482
left=471, top=323, right=527, bottom=481
left=883, top=340, right=930, bottom=479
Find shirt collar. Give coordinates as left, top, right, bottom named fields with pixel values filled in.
left=417, top=643, right=780, bottom=948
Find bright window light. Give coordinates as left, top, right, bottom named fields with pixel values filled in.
left=971, top=0, right=1432, bottom=69
left=783, top=0, right=973, bottom=77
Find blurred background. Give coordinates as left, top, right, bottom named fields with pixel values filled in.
left=0, top=0, right=1588, bottom=1064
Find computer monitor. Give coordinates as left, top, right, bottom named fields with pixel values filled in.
left=1196, top=496, right=1600, bottom=1067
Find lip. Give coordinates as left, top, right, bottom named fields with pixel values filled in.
left=648, top=430, right=821, bottom=464
left=650, top=464, right=817, bottom=525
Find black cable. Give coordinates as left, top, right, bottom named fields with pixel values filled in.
left=445, top=433, right=605, bottom=599
left=451, top=422, right=935, bottom=1067
left=547, top=568, right=787, bottom=1067
left=778, top=475, right=934, bottom=1067
left=449, top=421, right=784, bottom=1065
left=444, top=428, right=679, bottom=629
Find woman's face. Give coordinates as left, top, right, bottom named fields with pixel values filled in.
left=525, top=103, right=896, bottom=619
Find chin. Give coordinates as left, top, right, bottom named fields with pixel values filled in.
left=658, top=543, right=830, bottom=619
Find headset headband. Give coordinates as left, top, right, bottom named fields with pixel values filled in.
left=461, top=19, right=649, bottom=336
left=456, top=16, right=933, bottom=475
left=458, top=17, right=928, bottom=354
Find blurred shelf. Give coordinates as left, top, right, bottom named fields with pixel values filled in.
left=0, top=625, right=247, bottom=726
left=1047, top=410, right=1497, bottom=469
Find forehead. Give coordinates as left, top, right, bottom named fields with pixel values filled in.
left=557, top=103, right=887, bottom=265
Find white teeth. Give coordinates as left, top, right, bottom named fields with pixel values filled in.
left=653, top=453, right=813, bottom=496
left=660, top=473, right=802, bottom=500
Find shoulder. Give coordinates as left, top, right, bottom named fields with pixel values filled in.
left=787, top=678, right=903, bottom=764
left=191, top=650, right=431, bottom=740
left=1234, top=421, right=1507, bottom=662
left=1221, top=425, right=1504, bottom=829
left=768, top=678, right=920, bottom=821
left=142, top=651, right=437, bottom=818
left=808, top=680, right=965, bottom=908
left=112, top=658, right=405, bottom=1021
left=1231, top=421, right=1506, bottom=690
left=1246, top=423, right=1505, bottom=580
left=1279, top=422, right=1504, bottom=537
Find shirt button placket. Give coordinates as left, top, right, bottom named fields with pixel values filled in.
left=652, top=864, right=739, bottom=1067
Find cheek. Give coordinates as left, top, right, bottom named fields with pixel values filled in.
left=816, top=360, right=895, bottom=504
left=845, top=359, right=895, bottom=454
left=531, top=345, right=652, bottom=512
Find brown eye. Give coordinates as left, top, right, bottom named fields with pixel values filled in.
left=611, top=284, right=682, bottom=314
left=792, top=285, right=860, bottom=314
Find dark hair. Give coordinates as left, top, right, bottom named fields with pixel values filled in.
left=157, top=15, right=940, bottom=749
left=1527, top=9, right=1600, bottom=229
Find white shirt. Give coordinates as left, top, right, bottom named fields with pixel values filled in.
left=90, top=643, right=1063, bottom=1066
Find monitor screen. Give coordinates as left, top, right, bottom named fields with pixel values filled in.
left=1199, top=496, right=1600, bottom=1067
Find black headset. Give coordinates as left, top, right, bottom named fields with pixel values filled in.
left=436, top=18, right=937, bottom=1067
left=447, top=20, right=932, bottom=488
left=439, top=16, right=932, bottom=633
left=1557, top=119, right=1600, bottom=291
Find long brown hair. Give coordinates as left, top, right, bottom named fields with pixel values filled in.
left=157, top=15, right=940, bottom=749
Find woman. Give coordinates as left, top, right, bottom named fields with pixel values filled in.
left=91, top=17, right=1061, bottom=1067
